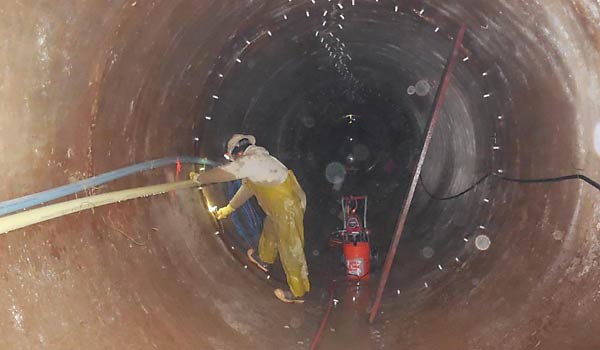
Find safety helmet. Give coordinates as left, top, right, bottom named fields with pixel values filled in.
left=226, top=134, right=256, bottom=157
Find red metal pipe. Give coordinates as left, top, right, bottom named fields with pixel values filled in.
left=368, top=24, right=468, bottom=324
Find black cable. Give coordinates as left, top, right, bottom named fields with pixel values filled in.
left=419, top=173, right=492, bottom=201
left=496, top=174, right=600, bottom=191
left=420, top=172, right=600, bottom=201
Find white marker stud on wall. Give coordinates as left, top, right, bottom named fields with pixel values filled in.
left=594, top=123, right=600, bottom=155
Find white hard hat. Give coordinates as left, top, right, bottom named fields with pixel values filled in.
left=226, top=134, right=256, bottom=155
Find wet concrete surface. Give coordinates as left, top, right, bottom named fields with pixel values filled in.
left=1, top=0, right=600, bottom=349
left=316, top=281, right=377, bottom=350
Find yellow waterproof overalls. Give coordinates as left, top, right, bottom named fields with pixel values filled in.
left=245, top=171, right=310, bottom=298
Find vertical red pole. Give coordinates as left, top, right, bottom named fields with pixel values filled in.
left=369, top=24, right=467, bottom=324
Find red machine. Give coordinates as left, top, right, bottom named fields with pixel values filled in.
left=331, top=196, right=371, bottom=280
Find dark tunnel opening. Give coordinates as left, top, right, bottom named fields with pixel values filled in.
left=2, top=0, right=600, bottom=349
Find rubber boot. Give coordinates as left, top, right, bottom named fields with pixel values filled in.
left=274, top=289, right=305, bottom=304
left=247, top=248, right=270, bottom=273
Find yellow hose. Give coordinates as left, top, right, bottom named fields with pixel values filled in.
left=0, top=180, right=199, bottom=234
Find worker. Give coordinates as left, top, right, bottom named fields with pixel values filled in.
left=189, top=134, right=310, bottom=303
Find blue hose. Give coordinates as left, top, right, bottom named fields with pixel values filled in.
left=0, top=156, right=216, bottom=217
left=226, top=180, right=264, bottom=248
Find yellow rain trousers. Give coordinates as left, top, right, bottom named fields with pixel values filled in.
left=245, top=171, right=310, bottom=298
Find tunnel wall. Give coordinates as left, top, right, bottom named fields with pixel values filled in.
left=380, top=1, right=600, bottom=348
left=0, top=1, right=319, bottom=349
left=1, top=0, right=600, bottom=349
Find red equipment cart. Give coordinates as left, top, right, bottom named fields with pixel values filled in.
left=334, top=195, right=371, bottom=280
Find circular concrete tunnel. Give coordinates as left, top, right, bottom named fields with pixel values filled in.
left=1, top=0, right=600, bottom=349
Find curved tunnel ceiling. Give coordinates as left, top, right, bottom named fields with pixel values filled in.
left=1, top=0, right=600, bottom=349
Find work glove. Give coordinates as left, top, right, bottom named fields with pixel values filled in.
left=216, top=204, right=235, bottom=220
left=189, top=171, right=199, bottom=182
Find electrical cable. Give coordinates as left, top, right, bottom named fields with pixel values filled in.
left=419, top=173, right=492, bottom=200
left=419, top=171, right=600, bottom=201
left=497, top=173, right=600, bottom=191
